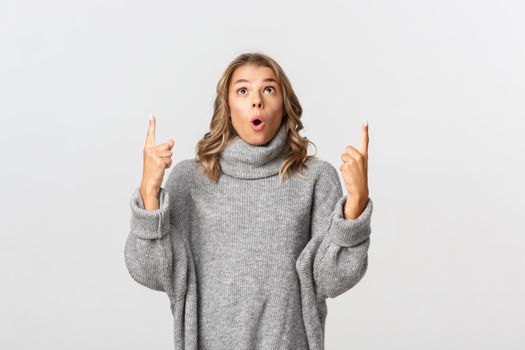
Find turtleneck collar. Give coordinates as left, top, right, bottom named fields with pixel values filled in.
left=219, top=122, right=290, bottom=180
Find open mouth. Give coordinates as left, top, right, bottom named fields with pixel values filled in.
left=250, top=116, right=265, bottom=131
left=251, top=115, right=264, bottom=125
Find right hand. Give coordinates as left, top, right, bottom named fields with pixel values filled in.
left=140, top=115, right=175, bottom=196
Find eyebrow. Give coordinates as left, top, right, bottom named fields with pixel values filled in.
left=233, top=78, right=279, bottom=85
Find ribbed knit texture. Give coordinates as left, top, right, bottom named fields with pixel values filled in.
left=124, top=122, right=374, bottom=350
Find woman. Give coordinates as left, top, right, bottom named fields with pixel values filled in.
left=125, top=52, right=373, bottom=350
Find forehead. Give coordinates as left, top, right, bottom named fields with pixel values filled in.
left=230, top=64, right=278, bottom=83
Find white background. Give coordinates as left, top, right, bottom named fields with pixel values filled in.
left=1, top=0, right=524, bottom=349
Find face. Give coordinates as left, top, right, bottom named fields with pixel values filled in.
left=228, top=64, right=284, bottom=145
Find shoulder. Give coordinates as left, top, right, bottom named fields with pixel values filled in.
left=305, top=157, right=343, bottom=200
left=304, top=157, right=340, bottom=184
left=305, top=158, right=344, bottom=217
left=175, top=158, right=198, bottom=174
left=164, top=158, right=197, bottom=192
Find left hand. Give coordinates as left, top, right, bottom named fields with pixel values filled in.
left=339, top=121, right=369, bottom=219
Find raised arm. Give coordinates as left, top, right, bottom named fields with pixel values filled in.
left=297, top=161, right=373, bottom=304
left=123, top=116, right=190, bottom=303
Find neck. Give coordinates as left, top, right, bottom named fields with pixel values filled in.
left=219, top=123, right=290, bottom=180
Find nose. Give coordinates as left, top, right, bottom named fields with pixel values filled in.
left=252, top=94, right=263, bottom=109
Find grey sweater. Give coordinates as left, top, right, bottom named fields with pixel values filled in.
left=124, top=122, right=374, bottom=350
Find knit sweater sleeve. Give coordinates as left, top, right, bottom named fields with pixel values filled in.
left=124, top=160, right=190, bottom=303
left=302, top=160, right=373, bottom=303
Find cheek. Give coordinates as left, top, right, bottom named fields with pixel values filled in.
left=267, top=96, right=284, bottom=112
left=229, top=97, right=249, bottom=114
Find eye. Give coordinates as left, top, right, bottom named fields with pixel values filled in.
left=236, top=86, right=277, bottom=95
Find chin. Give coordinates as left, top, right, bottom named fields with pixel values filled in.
left=245, top=137, right=267, bottom=146
left=244, top=133, right=270, bottom=146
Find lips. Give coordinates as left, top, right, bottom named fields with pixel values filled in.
left=250, top=115, right=264, bottom=125
left=250, top=115, right=265, bottom=131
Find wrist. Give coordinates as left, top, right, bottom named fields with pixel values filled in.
left=139, top=187, right=160, bottom=211
left=344, top=197, right=368, bottom=220
left=140, top=185, right=159, bottom=199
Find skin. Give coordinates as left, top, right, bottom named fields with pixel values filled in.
left=340, top=121, right=370, bottom=219
left=138, top=69, right=370, bottom=217
left=228, top=64, right=370, bottom=220
left=140, top=115, right=175, bottom=210
left=228, top=64, right=284, bottom=145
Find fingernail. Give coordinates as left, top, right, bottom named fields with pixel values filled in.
left=149, top=115, right=153, bottom=121
left=363, top=120, right=368, bottom=127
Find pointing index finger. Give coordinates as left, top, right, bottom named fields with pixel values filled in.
left=360, top=120, right=369, bottom=158
left=145, top=115, right=156, bottom=147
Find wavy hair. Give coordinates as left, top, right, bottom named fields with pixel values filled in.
left=195, top=52, right=317, bottom=183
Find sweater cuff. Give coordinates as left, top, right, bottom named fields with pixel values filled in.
left=326, top=195, right=373, bottom=247
left=129, top=186, right=171, bottom=239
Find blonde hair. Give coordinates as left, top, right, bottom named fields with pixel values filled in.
left=195, top=52, right=317, bottom=183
